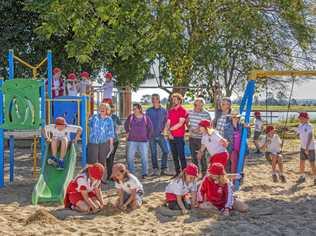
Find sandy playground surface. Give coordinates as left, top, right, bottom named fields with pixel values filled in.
left=0, top=139, right=316, bottom=236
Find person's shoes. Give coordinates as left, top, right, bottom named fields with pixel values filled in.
left=57, top=159, right=65, bottom=170
left=272, top=174, right=278, bottom=183
left=142, top=174, right=148, bottom=179
left=150, top=169, right=160, bottom=177
left=279, top=175, right=286, bottom=183
left=47, top=156, right=58, bottom=166
left=160, top=170, right=173, bottom=176
left=297, top=176, right=305, bottom=184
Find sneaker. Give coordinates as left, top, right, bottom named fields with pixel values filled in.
left=141, top=174, right=148, bottom=179
left=297, top=176, right=305, bottom=184
left=279, top=175, right=286, bottom=183
left=150, top=169, right=160, bottom=177
left=160, top=170, right=173, bottom=176
left=47, top=157, right=57, bottom=166
left=272, top=174, right=278, bottom=183
left=57, top=160, right=65, bottom=170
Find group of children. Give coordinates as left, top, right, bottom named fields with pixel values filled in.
left=51, top=67, right=114, bottom=104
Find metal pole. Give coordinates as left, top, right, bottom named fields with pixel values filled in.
left=8, top=50, right=14, bottom=80
left=47, top=51, right=53, bottom=99
left=80, top=96, right=88, bottom=167
left=0, top=76, right=4, bottom=187
left=236, top=80, right=256, bottom=190
left=9, top=136, right=14, bottom=182
left=40, top=79, right=46, bottom=169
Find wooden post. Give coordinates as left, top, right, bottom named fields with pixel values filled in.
left=120, top=87, right=132, bottom=119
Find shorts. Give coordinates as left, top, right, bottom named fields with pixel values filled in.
left=123, top=190, right=143, bottom=207
left=52, top=136, right=69, bottom=142
left=300, top=149, right=315, bottom=162
left=167, top=199, right=191, bottom=210
left=68, top=191, right=97, bottom=207
left=253, top=131, right=261, bottom=141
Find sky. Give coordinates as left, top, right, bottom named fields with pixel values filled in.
left=131, top=79, right=316, bottom=102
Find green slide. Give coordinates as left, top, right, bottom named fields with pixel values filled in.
left=32, top=143, right=77, bottom=205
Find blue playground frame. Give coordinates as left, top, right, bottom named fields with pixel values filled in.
left=0, top=50, right=89, bottom=188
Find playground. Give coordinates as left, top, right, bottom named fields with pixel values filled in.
left=0, top=139, right=316, bottom=235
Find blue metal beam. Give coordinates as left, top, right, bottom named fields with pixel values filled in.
left=0, top=75, right=4, bottom=187
left=235, top=80, right=256, bottom=190
left=80, top=96, right=88, bottom=167
left=8, top=50, right=14, bottom=80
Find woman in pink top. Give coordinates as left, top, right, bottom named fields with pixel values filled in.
left=165, top=93, right=188, bottom=178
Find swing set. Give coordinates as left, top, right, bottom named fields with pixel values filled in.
left=235, top=70, right=316, bottom=190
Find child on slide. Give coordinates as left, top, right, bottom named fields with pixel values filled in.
left=165, top=163, right=199, bottom=214
left=296, top=112, right=316, bottom=185
left=198, top=163, right=248, bottom=216
left=111, top=163, right=144, bottom=211
left=44, top=117, right=82, bottom=169
left=64, top=163, right=105, bottom=213
left=260, top=125, right=286, bottom=183
left=197, top=119, right=229, bottom=168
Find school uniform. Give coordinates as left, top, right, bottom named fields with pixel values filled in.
left=297, top=123, right=315, bottom=162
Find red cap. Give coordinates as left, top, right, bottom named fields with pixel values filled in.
left=254, top=111, right=261, bottom=117
left=110, top=163, right=127, bottom=179
left=208, top=163, right=225, bottom=176
left=104, top=72, right=112, bottom=79
left=298, top=112, right=309, bottom=119
left=55, top=117, right=67, bottom=126
left=53, top=67, right=61, bottom=75
left=198, top=119, right=211, bottom=128
left=67, top=73, right=77, bottom=81
left=80, top=71, right=90, bottom=79
left=184, top=163, right=198, bottom=177
left=210, top=152, right=229, bottom=167
left=265, top=125, right=274, bottom=134
left=88, top=163, right=105, bottom=180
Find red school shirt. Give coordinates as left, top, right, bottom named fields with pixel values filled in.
left=198, top=177, right=234, bottom=210
left=168, top=105, right=188, bottom=137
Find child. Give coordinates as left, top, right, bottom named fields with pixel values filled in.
left=165, top=163, right=199, bottom=214
left=44, top=117, right=82, bottom=169
left=197, top=119, right=229, bottom=168
left=67, top=73, right=79, bottom=96
left=79, top=71, right=94, bottom=115
left=253, top=111, right=264, bottom=154
left=52, top=67, right=64, bottom=98
left=296, top=112, right=316, bottom=184
left=111, top=163, right=144, bottom=210
left=261, top=125, right=286, bottom=183
left=198, top=163, right=248, bottom=216
left=64, top=163, right=105, bottom=213
left=102, top=71, right=114, bottom=104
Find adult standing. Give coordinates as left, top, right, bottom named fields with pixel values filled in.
left=187, top=98, right=211, bottom=176
left=146, top=94, right=170, bottom=176
left=124, top=103, right=153, bottom=178
left=88, top=103, right=114, bottom=182
left=106, top=104, right=122, bottom=180
left=213, top=97, right=232, bottom=137
left=165, top=93, right=188, bottom=178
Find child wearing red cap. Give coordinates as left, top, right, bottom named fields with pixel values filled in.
left=198, top=163, right=248, bottom=216
left=44, top=117, right=82, bottom=169
left=64, top=163, right=105, bottom=213
left=111, top=163, right=144, bottom=211
left=51, top=67, right=64, bottom=98
left=66, top=73, right=79, bottom=96
left=253, top=111, right=264, bottom=154
left=296, top=112, right=316, bottom=184
left=260, top=125, right=286, bottom=183
left=197, top=119, right=229, bottom=167
left=165, top=163, right=199, bottom=214
left=79, top=71, right=91, bottom=96
left=102, top=72, right=114, bottom=104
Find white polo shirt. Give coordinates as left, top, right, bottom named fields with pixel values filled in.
left=266, top=134, right=282, bottom=154
left=296, top=123, right=315, bottom=150
left=115, top=173, right=143, bottom=194
left=165, top=178, right=197, bottom=196
left=201, top=131, right=227, bottom=156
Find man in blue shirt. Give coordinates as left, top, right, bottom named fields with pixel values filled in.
left=146, top=94, right=171, bottom=176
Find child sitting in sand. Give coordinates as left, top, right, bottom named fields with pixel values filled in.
left=64, top=163, right=105, bottom=213
left=111, top=163, right=144, bottom=211
left=198, top=163, right=248, bottom=216
left=296, top=112, right=316, bottom=185
left=165, top=163, right=199, bottom=214
left=44, top=117, right=82, bottom=169
left=197, top=119, right=229, bottom=168
left=260, top=125, right=286, bottom=183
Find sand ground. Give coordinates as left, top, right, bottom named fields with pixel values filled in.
left=0, top=139, right=316, bottom=236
